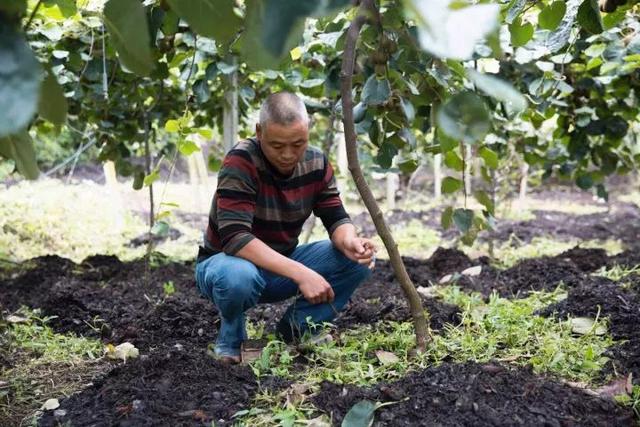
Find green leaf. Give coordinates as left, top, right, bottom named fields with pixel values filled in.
left=47, top=0, right=77, bottom=18
left=444, top=151, right=463, bottom=172
left=442, top=176, right=463, bottom=194
left=353, top=102, right=367, bottom=123
left=398, top=159, right=418, bottom=173
left=538, top=1, right=566, bottom=30
left=132, top=170, right=145, bottom=190
left=193, top=79, right=210, bottom=104
left=453, top=208, right=474, bottom=233
left=441, top=206, right=454, bottom=230
left=0, top=130, right=39, bottom=179
left=166, top=0, right=240, bottom=44
left=178, top=140, right=200, bottom=156
left=596, top=184, right=608, bottom=201
left=438, top=128, right=457, bottom=152
left=165, top=119, right=180, bottom=133
left=375, top=142, right=397, bottom=169
left=575, top=172, right=594, bottom=189
left=241, top=0, right=349, bottom=69
left=437, top=91, right=491, bottom=145
left=342, top=400, right=376, bottom=427
left=151, top=220, right=170, bottom=237
left=577, top=0, right=603, bottom=34
left=208, top=154, right=222, bottom=172
left=362, top=75, right=391, bottom=106
left=410, top=0, right=499, bottom=60
left=400, top=97, right=416, bottom=122
left=38, top=68, right=68, bottom=125
left=104, top=0, right=154, bottom=76
left=0, top=25, right=42, bottom=138
left=509, top=17, right=534, bottom=47
left=479, top=147, right=499, bottom=169
left=467, top=70, right=527, bottom=113
left=143, top=169, right=160, bottom=187
left=474, top=190, right=494, bottom=215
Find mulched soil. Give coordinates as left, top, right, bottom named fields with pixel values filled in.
left=352, top=199, right=640, bottom=248
left=539, top=275, right=640, bottom=384
left=312, top=362, right=637, bottom=426
left=38, top=349, right=285, bottom=427
left=2, top=236, right=640, bottom=425
left=0, top=252, right=461, bottom=426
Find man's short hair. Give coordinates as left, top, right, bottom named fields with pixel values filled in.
left=259, top=92, right=309, bottom=129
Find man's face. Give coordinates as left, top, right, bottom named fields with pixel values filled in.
left=256, top=120, right=309, bottom=175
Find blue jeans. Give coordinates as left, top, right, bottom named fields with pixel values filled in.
left=194, top=240, right=371, bottom=357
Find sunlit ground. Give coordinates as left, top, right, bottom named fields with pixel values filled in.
left=0, top=176, right=631, bottom=264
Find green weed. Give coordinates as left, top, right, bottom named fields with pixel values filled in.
left=1, top=308, right=105, bottom=426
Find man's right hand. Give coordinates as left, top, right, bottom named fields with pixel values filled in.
left=294, top=268, right=335, bottom=305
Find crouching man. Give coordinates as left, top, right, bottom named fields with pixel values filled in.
left=195, top=92, right=376, bottom=364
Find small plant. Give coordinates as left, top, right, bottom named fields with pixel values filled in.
left=162, top=281, right=176, bottom=297
left=615, top=384, right=640, bottom=420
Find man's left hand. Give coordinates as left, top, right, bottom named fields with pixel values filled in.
left=340, top=236, right=377, bottom=270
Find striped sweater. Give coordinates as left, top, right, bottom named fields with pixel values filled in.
left=198, top=138, right=351, bottom=262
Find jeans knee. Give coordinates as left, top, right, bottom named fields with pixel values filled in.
left=216, top=265, right=260, bottom=296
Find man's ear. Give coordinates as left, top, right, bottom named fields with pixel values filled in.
left=256, top=123, right=262, bottom=141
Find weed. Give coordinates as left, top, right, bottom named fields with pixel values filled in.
left=0, top=308, right=106, bottom=426
left=434, top=286, right=614, bottom=382
left=596, top=264, right=640, bottom=282
left=615, top=384, right=640, bottom=420
left=162, top=280, right=176, bottom=296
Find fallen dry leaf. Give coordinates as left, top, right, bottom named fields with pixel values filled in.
left=439, top=274, right=453, bottom=284
left=570, top=317, right=606, bottom=336
left=105, top=342, right=139, bottom=361
left=416, top=286, right=437, bottom=297
left=461, top=265, right=482, bottom=276
left=596, top=374, right=633, bottom=398
left=375, top=350, right=400, bottom=365
left=41, top=398, right=60, bottom=411
left=6, top=315, right=28, bottom=324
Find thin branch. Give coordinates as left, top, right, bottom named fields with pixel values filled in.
left=24, top=0, right=43, bottom=31
left=340, top=0, right=430, bottom=351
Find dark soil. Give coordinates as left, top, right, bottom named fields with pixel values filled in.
left=487, top=203, right=640, bottom=246
left=313, top=362, right=636, bottom=426
left=38, top=348, right=283, bottom=427
left=352, top=198, right=640, bottom=250
left=538, top=275, right=640, bottom=384
left=3, top=238, right=639, bottom=425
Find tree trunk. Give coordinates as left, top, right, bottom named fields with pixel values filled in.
left=223, top=57, right=239, bottom=154
left=433, top=153, right=442, bottom=199
left=519, top=161, right=529, bottom=203
left=102, top=160, right=124, bottom=232
left=386, top=173, right=398, bottom=210
left=464, top=144, right=473, bottom=196
left=340, top=2, right=430, bottom=351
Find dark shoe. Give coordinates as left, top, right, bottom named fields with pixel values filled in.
left=206, top=343, right=241, bottom=365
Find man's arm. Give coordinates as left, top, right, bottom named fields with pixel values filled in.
left=235, top=239, right=335, bottom=304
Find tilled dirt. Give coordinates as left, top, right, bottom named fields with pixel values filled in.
left=312, top=362, right=636, bottom=426
left=539, top=275, right=640, bottom=384
left=3, top=241, right=640, bottom=426
left=352, top=200, right=640, bottom=248
left=38, top=348, right=285, bottom=427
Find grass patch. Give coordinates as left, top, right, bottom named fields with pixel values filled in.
left=237, top=285, right=616, bottom=425
left=0, top=308, right=105, bottom=426
left=467, top=236, right=624, bottom=268
left=0, top=179, right=146, bottom=263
